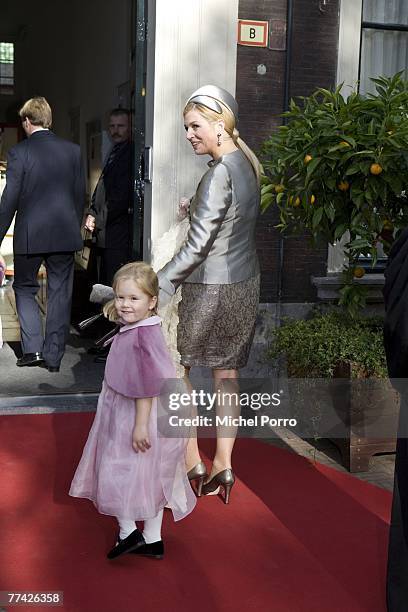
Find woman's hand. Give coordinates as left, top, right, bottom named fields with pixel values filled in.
left=132, top=424, right=151, bottom=453
left=84, top=214, right=96, bottom=232
left=177, top=197, right=190, bottom=221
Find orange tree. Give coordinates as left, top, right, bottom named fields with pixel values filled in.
left=260, top=73, right=408, bottom=313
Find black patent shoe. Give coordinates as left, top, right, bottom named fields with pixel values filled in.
left=87, top=344, right=110, bottom=356
left=16, top=352, right=44, bottom=367
left=130, top=540, right=164, bottom=559
left=107, top=529, right=144, bottom=559
left=94, top=354, right=108, bottom=364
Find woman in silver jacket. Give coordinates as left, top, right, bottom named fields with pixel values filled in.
left=158, top=85, right=261, bottom=504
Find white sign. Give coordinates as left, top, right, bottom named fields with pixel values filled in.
left=238, top=20, right=269, bottom=47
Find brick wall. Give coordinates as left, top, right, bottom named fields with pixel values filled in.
left=237, top=0, right=340, bottom=302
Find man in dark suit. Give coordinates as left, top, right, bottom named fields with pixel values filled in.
left=0, top=96, right=85, bottom=371
left=84, top=108, right=134, bottom=286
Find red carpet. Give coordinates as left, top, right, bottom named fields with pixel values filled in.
left=0, top=413, right=391, bottom=612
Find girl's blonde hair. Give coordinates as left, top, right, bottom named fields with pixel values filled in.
left=183, top=101, right=262, bottom=184
left=103, top=261, right=159, bottom=322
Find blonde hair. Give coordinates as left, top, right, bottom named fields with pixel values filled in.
left=19, top=96, right=52, bottom=128
left=103, top=262, right=159, bottom=322
left=183, top=101, right=262, bottom=184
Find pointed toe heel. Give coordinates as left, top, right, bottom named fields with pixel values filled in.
left=187, top=461, right=207, bottom=497
left=201, top=468, right=235, bottom=504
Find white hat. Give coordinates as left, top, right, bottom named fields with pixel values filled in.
left=187, top=85, right=238, bottom=122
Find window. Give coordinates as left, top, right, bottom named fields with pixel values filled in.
left=360, top=1, right=408, bottom=95
left=330, top=0, right=408, bottom=273
left=0, top=42, right=14, bottom=95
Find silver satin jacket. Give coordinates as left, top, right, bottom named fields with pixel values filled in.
left=158, top=149, right=260, bottom=296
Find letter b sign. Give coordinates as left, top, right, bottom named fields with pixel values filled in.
left=238, top=20, right=268, bottom=47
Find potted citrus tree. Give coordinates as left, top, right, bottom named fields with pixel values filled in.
left=260, top=72, right=408, bottom=313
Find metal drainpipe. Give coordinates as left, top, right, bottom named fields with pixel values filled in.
left=275, top=0, right=294, bottom=330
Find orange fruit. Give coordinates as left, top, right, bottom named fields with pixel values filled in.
left=310, top=195, right=316, bottom=204
left=370, top=163, right=383, bottom=175
left=304, top=154, right=313, bottom=164
left=275, top=184, right=285, bottom=193
left=353, top=267, right=365, bottom=279
left=338, top=180, right=350, bottom=191
left=288, top=196, right=300, bottom=206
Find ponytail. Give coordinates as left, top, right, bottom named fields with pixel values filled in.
left=232, top=128, right=262, bottom=185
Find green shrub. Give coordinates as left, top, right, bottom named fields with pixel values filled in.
left=268, top=310, right=387, bottom=378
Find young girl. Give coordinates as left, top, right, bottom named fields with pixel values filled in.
left=69, top=262, right=196, bottom=559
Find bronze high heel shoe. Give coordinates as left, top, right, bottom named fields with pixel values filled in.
left=201, top=469, right=235, bottom=504
left=187, top=461, right=207, bottom=497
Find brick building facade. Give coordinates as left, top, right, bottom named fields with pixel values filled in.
left=236, top=0, right=340, bottom=303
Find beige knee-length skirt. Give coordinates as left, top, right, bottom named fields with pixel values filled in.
left=177, top=274, right=260, bottom=369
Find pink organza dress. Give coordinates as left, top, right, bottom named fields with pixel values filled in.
left=69, top=315, right=196, bottom=521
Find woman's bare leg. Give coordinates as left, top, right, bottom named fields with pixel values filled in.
left=208, top=368, right=239, bottom=479
left=183, top=366, right=203, bottom=471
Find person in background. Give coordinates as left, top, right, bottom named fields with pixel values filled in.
left=84, top=108, right=134, bottom=363
left=383, top=228, right=408, bottom=611
left=84, top=108, right=134, bottom=286
left=0, top=96, right=85, bottom=372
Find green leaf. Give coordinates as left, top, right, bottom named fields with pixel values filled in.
left=305, top=157, right=322, bottom=180
left=334, top=224, right=348, bottom=241
left=324, top=201, right=336, bottom=222
left=261, top=183, right=274, bottom=196
left=312, top=207, right=324, bottom=228
left=345, top=164, right=361, bottom=176
left=261, top=193, right=274, bottom=209
left=339, top=136, right=357, bottom=148
left=348, top=238, right=371, bottom=249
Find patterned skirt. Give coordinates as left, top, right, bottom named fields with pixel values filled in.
left=177, top=274, right=260, bottom=369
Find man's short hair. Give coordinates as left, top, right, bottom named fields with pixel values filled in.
left=110, top=107, right=131, bottom=118
left=19, top=96, right=52, bottom=128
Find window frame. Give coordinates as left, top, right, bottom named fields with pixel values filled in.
left=329, top=0, right=408, bottom=273
left=0, top=41, right=15, bottom=95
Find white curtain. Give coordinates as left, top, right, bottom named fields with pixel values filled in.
left=363, top=0, right=408, bottom=24
left=360, top=0, right=408, bottom=95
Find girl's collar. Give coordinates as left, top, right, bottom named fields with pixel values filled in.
left=119, top=314, right=162, bottom=333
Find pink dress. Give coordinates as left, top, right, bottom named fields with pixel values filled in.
left=69, top=316, right=196, bottom=521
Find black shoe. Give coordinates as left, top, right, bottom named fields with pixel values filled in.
left=16, top=352, right=44, bottom=367
left=130, top=540, right=164, bottom=559
left=47, top=365, right=60, bottom=373
left=94, top=354, right=108, bottom=364
left=87, top=345, right=110, bottom=356
left=107, top=529, right=144, bottom=559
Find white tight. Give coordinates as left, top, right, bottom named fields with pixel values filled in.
left=117, top=509, right=164, bottom=543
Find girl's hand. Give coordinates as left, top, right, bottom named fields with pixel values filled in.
left=177, top=197, right=190, bottom=221
left=132, top=424, right=151, bottom=453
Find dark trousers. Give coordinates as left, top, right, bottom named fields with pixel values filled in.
left=13, top=252, right=75, bottom=367
left=387, top=394, right=408, bottom=611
